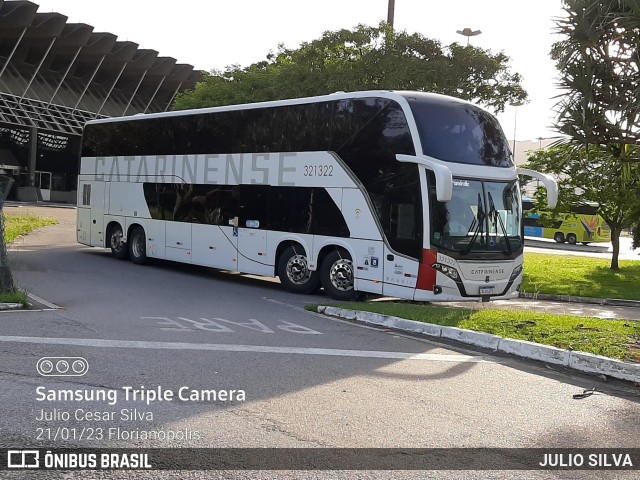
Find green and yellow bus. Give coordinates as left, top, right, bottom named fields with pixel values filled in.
left=522, top=199, right=611, bottom=245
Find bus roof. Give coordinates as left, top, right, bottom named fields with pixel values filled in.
left=84, top=90, right=479, bottom=126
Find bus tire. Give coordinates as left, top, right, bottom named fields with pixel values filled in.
left=277, top=246, right=320, bottom=294
left=108, top=223, right=128, bottom=260
left=320, top=249, right=356, bottom=301
left=553, top=232, right=565, bottom=243
left=566, top=233, right=577, bottom=245
left=128, top=226, right=147, bottom=265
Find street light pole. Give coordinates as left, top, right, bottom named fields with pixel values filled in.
left=456, top=27, right=482, bottom=46
left=387, top=0, right=395, bottom=28
left=510, top=101, right=524, bottom=163
left=513, top=106, right=519, bottom=161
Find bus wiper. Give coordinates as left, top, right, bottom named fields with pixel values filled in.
left=487, top=192, right=512, bottom=255
left=463, top=193, right=485, bottom=255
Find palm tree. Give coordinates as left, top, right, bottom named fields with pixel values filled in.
left=550, top=0, right=640, bottom=269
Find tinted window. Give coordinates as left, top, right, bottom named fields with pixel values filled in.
left=144, top=183, right=349, bottom=237
left=521, top=200, right=535, bottom=212
left=572, top=204, right=599, bottom=215
left=336, top=100, right=421, bottom=258
left=268, top=187, right=313, bottom=233
left=405, top=94, right=512, bottom=167
left=83, top=101, right=358, bottom=157
left=268, top=187, right=349, bottom=237
left=144, top=183, right=239, bottom=225
left=238, top=185, right=268, bottom=228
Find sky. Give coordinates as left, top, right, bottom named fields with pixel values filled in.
left=33, top=0, right=566, bottom=142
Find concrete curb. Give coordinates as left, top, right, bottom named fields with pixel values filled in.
left=519, top=292, right=640, bottom=308
left=318, top=306, right=640, bottom=383
left=0, top=303, right=23, bottom=311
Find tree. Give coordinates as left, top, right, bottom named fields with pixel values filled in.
left=552, top=0, right=640, bottom=159
left=550, top=1, right=640, bottom=263
left=174, top=23, right=527, bottom=113
left=0, top=213, right=13, bottom=292
left=525, top=144, right=640, bottom=270
left=0, top=176, right=14, bottom=292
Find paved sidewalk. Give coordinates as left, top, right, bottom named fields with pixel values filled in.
left=441, top=297, right=640, bottom=321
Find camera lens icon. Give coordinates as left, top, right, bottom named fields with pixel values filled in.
left=37, top=357, right=88, bottom=377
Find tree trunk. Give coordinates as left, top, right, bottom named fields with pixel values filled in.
left=0, top=222, right=14, bottom=291
left=610, top=227, right=622, bottom=270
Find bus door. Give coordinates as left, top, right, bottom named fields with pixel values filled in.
left=236, top=185, right=270, bottom=276
left=190, top=185, right=240, bottom=272
left=89, top=182, right=107, bottom=247
left=382, top=245, right=420, bottom=298
left=382, top=201, right=421, bottom=298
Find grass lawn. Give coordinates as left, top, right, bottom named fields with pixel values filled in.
left=4, top=214, right=58, bottom=244
left=1, top=214, right=58, bottom=307
left=311, top=302, right=640, bottom=362
left=522, top=253, right=640, bottom=301
left=0, top=289, right=29, bottom=307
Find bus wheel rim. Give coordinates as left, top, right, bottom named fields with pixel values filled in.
left=132, top=235, right=144, bottom=257
left=110, top=231, right=123, bottom=251
left=329, top=259, right=353, bottom=291
left=286, top=255, right=311, bottom=285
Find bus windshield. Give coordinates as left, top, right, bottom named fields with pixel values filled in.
left=405, top=94, right=513, bottom=167
left=430, top=176, right=523, bottom=255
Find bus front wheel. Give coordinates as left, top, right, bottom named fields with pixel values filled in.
left=566, top=233, right=577, bottom=245
left=277, top=246, right=320, bottom=294
left=128, top=226, right=147, bottom=265
left=108, top=224, right=128, bottom=260
left=320, top=249, right=356, bottom=301
left=554, top=232, right=565, bottom=243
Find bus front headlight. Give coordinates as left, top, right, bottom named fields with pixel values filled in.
left=509, top=264, right=524, bottom=282
left=432, top=263, right=459, bottom=281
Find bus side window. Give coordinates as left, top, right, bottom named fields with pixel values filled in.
left=268, top=187, right=312, bottom=233
left=391, top=204, right=416, bottom=240
left=82, top=184, right=91, bottom=206
left=144, top=183, right=177, bottom=221
left=239, top=185, right=268, bottom=229
left=201, top=187, right=239, bottom=226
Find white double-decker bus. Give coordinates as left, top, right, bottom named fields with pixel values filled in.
left=77, top=91, right=556, bottom=301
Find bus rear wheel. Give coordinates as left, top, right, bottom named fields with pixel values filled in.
left=278, top=246, right=320, bottom=294
left=554, top=232, right=565, bottom=243
left=566, top=233, right=577, bottom=245
left=320, top=249, right=356, bottom=301
left=128, top=226, right=147, bottom=265
left=108, top=224, right=128, bottom=260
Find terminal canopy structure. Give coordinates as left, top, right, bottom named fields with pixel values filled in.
left=0, top=0, right=200, bottom=202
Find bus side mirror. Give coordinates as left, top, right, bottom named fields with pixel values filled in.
left=396, top=154, right=453, bottom=202
left=517, top=168, right=558, bottom=209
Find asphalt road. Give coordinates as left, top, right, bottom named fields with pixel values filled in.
left=1, top=206, right=639, bottom=479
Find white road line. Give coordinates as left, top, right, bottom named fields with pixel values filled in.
left=0, top=335, right=492, bottom=363
left=27, top=293, right=63, bottom=310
